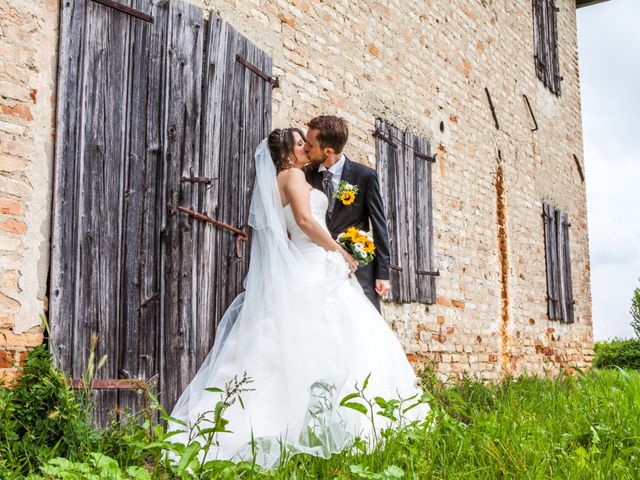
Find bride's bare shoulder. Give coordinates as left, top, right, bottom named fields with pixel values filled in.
left=277, top=168, right=306, bottom=186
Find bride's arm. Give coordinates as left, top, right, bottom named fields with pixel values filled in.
left=284, top=169, right=357, bottom=270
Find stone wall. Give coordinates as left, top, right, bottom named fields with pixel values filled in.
left=0, top=0, right=593, bottom=382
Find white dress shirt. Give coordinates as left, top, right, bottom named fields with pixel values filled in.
left=318, top=154, right=346, bottom=190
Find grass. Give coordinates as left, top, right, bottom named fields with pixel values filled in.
left=1, top=347, right=639, bottom=479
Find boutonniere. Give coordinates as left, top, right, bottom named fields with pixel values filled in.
left=334, top=180, right=359, bottom=206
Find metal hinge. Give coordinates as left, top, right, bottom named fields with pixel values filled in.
left=416, top=269, right=440, bottom=276
left=172, top=205, right=248, bottom=258
left=89, top=0, right=154, bottom=23
left=72, top=373, right=158, bottom=391
left=236, top=55, right=279, bottom=88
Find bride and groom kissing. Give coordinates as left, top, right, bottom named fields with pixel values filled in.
left=167, top=115, right=429, bottom=468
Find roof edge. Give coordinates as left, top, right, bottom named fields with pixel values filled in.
left=576, top=0, right=611, bottom=8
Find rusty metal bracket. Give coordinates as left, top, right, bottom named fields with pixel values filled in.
left=373, top=129, right=399, bottom=149
left=484, top=87, right=500, bottom=130
left=181, top=176, right=217, bottom=185
left=89, top=0, right=154, bottom=23
left=72, top=374, right=158, bottom=391
left=236, top=54, right=279, bottom=88
left=523, top=94, right=539, bottom=132
left=174, top=205, right=248, bottom=258
left=416, top=270, right=440, bottom=276
left=572, top=154, right=585, bottom=183
left=415, top=152, right=437, bottom=163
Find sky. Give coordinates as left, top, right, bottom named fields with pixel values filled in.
left=576, top=0, right=640, bottom=340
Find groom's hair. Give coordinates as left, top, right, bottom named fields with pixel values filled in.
left=307, top=116, right=349, bottom=154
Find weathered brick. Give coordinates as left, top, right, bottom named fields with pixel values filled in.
left=0, top=326, right=43, bottom=348
left=0, top=218, right=27, bottom=234
left=1, top=103, right=34, bottom=121
left=0, top=197, right=23, bottom=215
left=0, top=154, right=28, bottom=172
left=0, top=350, right=15, bottom=368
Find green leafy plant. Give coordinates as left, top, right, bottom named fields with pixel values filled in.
left=593, top=338, right=640, bottom=370
left=3, top=341, right=640, bottom=479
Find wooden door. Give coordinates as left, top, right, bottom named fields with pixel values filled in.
left=50, top=0, right=273, bottom=424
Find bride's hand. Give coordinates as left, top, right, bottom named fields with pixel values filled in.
left=339, top=247, right=358, bottom=274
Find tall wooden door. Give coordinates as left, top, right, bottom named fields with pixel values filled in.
left=50, top=0, right=273, bottom=423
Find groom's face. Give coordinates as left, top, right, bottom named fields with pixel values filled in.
left=305, top=129, right=330, bottom=165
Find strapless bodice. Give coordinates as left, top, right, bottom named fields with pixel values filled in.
left=283, top=189, right=330, bottom=250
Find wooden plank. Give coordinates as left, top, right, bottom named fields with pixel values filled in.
left=403, top=130, right=417, bottom=302
left=196, top=14, right=225, bottom=367
left=562, top=213, right=575, bottom=323
left=75, top=0, right=132, bottom=426
left=547, top=204, right=557, bottom=320
left=375, top=119, right=402, bottom=303
left=160, top=0, right=204, bottom=413
left=542, top=203, right=555, bottom=320
left=550, top=0, right=561, bottom=94
left=414, top=135, right=436, bottom=304
left=554, top=208, right=568, bottom=322
left=118, top=0, right=162, bottom=418
left=227, top=32, right=247, bottom=311
left=212, top=26, right=238, bottom=327
left=135, top=0, right=167, bottom=420
left=50, top=0, right=88, bottom=374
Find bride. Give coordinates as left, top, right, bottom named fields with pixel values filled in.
left=167, top=128, right=429, bottom=468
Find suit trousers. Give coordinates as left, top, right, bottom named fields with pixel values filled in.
left=354, top=261, right=380, bottom=312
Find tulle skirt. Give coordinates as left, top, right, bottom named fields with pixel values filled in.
left=166, top=245, right=429, bottom=468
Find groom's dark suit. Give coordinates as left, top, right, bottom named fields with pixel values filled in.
left=305, top=157, right=391, bottom=311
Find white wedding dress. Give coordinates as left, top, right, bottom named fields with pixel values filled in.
left=167, top=143, right=428, bottom=469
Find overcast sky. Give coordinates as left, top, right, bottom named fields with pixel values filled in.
left=576, top=0, right=640, bottom=340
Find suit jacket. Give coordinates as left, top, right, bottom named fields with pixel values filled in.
left=304, top=157, right=391, bottom=282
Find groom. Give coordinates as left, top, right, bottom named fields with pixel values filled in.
left=304, top=115, right=391, bottom=312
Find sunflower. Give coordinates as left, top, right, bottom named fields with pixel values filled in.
left=345, top=227, right=360, bottom=239
left=339, top=191, right=356, bottom=205
left=364, top=239, right=376, bottom=253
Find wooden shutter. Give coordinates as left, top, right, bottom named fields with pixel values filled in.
left=375, top=119, right=436, bottom=304
left=542, top=203, right=574, bottom=323
left=532, top=0, right=561, bottom=95
left=556, top=211, right=574, bottom=323
left=411, top=134, right=436, bottom=304
left=543, top=203, right=558, bottom=319
left=375, top=119, right=406, bottom=302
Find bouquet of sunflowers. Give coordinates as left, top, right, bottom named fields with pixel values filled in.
left=333, top=180, right=358, bottom=205
left=337, top=227, right=376, bottom=265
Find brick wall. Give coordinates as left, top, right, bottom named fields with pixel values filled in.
left=0, top=0, right=58, bottom=383
left=0, top=0, right=593, bottom=383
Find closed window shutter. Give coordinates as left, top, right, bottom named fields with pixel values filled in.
left=375, top=119, right=436, bottom=304
left=375, top=118, right=405, bottom=303
left=411, top=133, right=436, bottom=304
left=532, top=0, right=561, bottom=95
left=543, top=203, right=574, bottom=322
left=560, top=211, right=575, bottom=323
left=543, top=203, right=558, bottom=319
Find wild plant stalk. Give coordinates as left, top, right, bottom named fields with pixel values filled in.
left=631, top=280, right=640, bottom=338
left=196, top=372, right=255, bottom=470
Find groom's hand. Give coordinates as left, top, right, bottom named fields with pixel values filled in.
left=375, top=279, right=391, bottom=298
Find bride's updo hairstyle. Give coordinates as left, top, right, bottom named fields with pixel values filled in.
left=268, top=127, right=306, bottom=173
